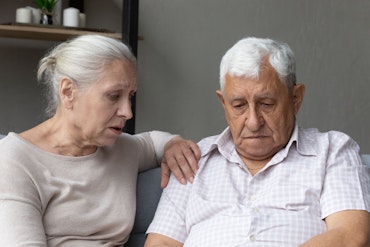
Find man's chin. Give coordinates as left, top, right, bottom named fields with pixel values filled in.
left=237, top=145, right=276, bottom=161
left=241, top=138, right=272, bottom=149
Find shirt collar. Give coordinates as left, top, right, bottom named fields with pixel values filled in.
left=200, top=127, right=240, bottom=163
left=270, top=123, right=317, bottom=165
left=284, top=123, right=317, bottom=156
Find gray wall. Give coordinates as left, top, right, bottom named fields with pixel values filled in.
left=0, top=0, right=53, bottom=133
left=136, top=0, right=370, bottom=152
left=0, top=0, right=122, bottom=133
left=0, top=1, right=369, bottom=152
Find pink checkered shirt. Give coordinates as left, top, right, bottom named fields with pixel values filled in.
left=147, top=124, right=370, bottom=246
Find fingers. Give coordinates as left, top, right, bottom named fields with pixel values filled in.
left=173, top=150, right=195, bottom=183
left=160, top=164, right=171, bottom=188
left=161, top=154, right=188, bottom=187
left=185, top=140, right=201, bottom=172
left=161, top=137, right=201, bottom=188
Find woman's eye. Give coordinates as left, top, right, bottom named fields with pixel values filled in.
left=108, top=94, right=120, bottom=101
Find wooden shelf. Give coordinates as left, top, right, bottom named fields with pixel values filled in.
left=0, top=23, right=122, bottom=41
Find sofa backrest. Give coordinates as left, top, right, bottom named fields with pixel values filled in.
left=125, top=167, right=162, bottom=247
left=362, top=154, right=370, bottom=167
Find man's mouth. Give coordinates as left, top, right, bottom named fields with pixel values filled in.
left=244, top=135, right=269, bottom=140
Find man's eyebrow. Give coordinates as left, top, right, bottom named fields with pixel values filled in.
left=256, top=92, right=277, bottom=100
left=228, top=95, right=246, bottom=102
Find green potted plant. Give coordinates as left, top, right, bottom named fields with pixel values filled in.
left=35, top=0, right=59, bottom=25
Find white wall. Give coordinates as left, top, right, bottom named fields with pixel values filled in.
left=136, top=0, right=370, bottom=152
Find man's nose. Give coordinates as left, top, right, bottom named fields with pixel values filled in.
left=245, top=107, right=264, bottom=131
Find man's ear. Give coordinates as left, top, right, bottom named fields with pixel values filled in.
left=59, top=77, right=76, bottom=109
left=292, top=83, right=305, bottom=115
left=216, top=90, right=225, bottom=108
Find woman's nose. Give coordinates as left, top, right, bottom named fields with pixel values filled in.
left=117, top=99, right=133, bottom=120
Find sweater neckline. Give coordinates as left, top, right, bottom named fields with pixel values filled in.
left=8, top=132, right=101, bottom=161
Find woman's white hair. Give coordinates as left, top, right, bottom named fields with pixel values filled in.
left=219, top=37, right=296, bottom=91
left=37, top=34, right=136, bottom=117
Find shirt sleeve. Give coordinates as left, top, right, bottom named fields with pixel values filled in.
left=320, top=131, right=370, bottom=218
left=135, top=131, right=177, bottom=172
left=0, top=157, right=47, bottom=246
left=146, top=174, right=191, bottom=243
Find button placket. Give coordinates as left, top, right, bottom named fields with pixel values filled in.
left=246, top=184, right=260, bottom=243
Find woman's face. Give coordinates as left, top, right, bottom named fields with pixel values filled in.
left=70, top=59, right=137, bottom=147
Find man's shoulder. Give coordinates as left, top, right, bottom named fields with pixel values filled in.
left=198, top=134, right=219, bottom=147
left=299, top=127, right=354, bottom=142
left=298, top=126, right=359, bottom=154
left=197, top=134, right=223, bottom=157
left=197, top=127, right=232, bottom=153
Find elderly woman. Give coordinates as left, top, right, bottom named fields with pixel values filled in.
left=0, top=35, right=199, bottom=246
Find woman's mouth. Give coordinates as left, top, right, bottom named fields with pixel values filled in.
left=109, top=126, right=123, bottom=135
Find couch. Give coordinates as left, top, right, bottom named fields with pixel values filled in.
left=0, top=134, right=369, bottom=247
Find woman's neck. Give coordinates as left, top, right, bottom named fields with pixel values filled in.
left=20, top=117, right=97, bottom=157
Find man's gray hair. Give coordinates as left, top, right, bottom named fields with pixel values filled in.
left=219, top=37, right=296, bottom=91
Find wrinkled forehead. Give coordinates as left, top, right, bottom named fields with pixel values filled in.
left=92, top=59, right=137, bottom=87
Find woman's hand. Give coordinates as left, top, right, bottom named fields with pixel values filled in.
left=160, top=136, right=201, bottom=188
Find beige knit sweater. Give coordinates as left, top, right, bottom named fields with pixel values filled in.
left=0, top=131, right=173, bottom=246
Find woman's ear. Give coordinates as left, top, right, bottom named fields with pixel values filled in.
left=59, top=77, right=75, bottom=110
left=292, top=83, right=305, bottom=115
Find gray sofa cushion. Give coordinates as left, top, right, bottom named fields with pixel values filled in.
left=125, top=167, right=162, bottom=247
left=362, top=154, right=370, bottom=167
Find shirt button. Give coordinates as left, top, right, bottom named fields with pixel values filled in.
left=249, top=235, right=256, bottom=242
left=253, top=207, right=260, bottom=213
left=250, top=195, right=257, bottom=201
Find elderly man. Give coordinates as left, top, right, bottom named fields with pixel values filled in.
left=144, top=37, right=370, bottom=247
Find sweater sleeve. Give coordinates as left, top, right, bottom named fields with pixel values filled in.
left=0, top=158, right=47, bottom=246
left=135, top=131, right=177, bottom=172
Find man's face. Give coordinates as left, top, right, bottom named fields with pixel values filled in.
left=217, top=63, right=304, bottom=162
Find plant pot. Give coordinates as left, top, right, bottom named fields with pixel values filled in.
left=40, top=12, right=53, bottom=25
